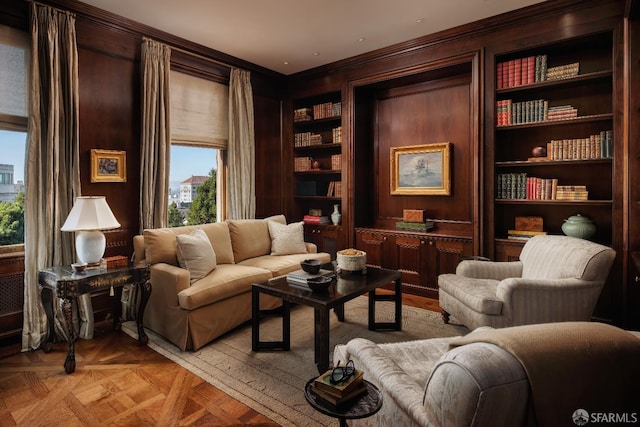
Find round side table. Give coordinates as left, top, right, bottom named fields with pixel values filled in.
left=304, top=378, right=383, bottom=427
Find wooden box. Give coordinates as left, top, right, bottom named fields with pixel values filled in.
left=403, top=209, right=425, bottom=223
left=515, top=216, right=543, bottom=232
left=105, top=255, right=129, bottom=269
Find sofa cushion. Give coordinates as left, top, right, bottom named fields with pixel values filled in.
left=268, top=220, right=307, bottom=255
left=176, top=228, right=217, bottom=284
left=177, top=264, right=272, bottom=310
left=239, top=251, right=331, bottom=277
left=438, top=274, right=503, bottom=315
left=228, top=216, right=286, bottom=262
left=144, top=222, right=234, bottom=266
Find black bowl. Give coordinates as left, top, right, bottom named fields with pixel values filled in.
left=307, top=275, right=333, bottom=292
left=301, top=259, right=322, bottom=274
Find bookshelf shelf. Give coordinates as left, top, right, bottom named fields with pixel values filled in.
left=492, top=32, right=614, bottom=249
left=294, top=143, right=342, bottom=152
left=294, top=170, right=341, bottom=175
left=496, top=70, right=612, bottom=94
left=294, top=195, right=342, bottom=202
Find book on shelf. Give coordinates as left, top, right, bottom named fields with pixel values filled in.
left=309, top=381, right=367, bottom=406
left=395, top=221, right=434, bottom=232
left=293, top=107, right=312, bottom=122
left=286, top=268, right=334, bottom=286
left=303, top=215, right=330, bottom=224
left=508, top=229, right=548, bottom=237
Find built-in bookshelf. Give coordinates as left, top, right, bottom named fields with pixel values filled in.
left=493, top=32, right=614, bottom=247
left=291, top=92, right=344, bottom=255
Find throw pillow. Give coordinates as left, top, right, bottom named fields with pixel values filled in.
left=268, top=220, right=307, bottom=256
left=176, top=228, right=217, bottom=284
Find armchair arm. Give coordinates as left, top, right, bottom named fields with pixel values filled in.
left=304, top=242, right=318, bottom=253
left=496, top=277, right=604, bottom=324
left=456, top=260, right=523, bottom=280
left=149, top=263, right=190, bottom=307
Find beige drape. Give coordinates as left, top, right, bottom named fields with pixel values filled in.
left=140, top=39, right=171, bottom=231
left=227, top=68, right=255, bottom=219
left=22, top=4, right=83, bottom=351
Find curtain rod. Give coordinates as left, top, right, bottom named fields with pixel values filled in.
left=143, top=36, right=237, bottom=72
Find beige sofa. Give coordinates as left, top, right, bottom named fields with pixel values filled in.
left=133, top=215, right=331, bottom=351
left=334, top=323, right=640, bottom=427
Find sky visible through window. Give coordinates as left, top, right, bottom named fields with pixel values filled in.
left=169, top=145, right=217, bottom=195
left=0, top=130, right=26, bottom=182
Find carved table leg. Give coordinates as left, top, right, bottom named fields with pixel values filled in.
left=63, top=298, right=76, bottom=374
left=40, top=287, right=55, bottom=353
left=441, top=309, right=451, bottom=324
left=113, top=286, right=123, bottom=331
left=136, top=279, right=151, bottom=345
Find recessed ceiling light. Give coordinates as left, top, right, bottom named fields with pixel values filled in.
left=416, top=18, right=424, bottom=23
left=283, top=61, right=289, bottom=65
left=358, top=37, right=366, bottom=42
left=312, top=52, right=320, bottom=56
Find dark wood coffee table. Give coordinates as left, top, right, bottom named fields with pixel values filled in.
left=251, top=264, right=402, bottom=374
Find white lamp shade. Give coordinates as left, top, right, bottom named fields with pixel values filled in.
left=61, top=196, right=120, bottom=232
left=61, top=196, right=120, bottom=264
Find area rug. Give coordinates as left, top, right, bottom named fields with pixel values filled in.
left=122, top=297, right=468, bottom=426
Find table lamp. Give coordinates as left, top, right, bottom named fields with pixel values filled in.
left=61, top=196, right=121, bottom=265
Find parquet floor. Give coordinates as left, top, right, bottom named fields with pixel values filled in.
left=0, top=295, right=438, bottom=426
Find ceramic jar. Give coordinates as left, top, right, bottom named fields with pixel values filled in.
left=561, top=214, right=596, bottom=240
left=331, top=204, right=341, bottom=225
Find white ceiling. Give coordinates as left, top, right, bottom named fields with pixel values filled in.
left=78, top=0, right=547, bottom=75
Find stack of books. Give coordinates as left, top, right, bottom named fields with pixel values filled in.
left=303, top=215, right=330, bottom=224
left=286, top=269, right=334, bottom=288
left=396, top=209, right=434, bottom=232
left=508, top=215, right=546, bottom=240
left=310, top=366, right=367, bottom=406
left=508, top=229, right=548, bottom=240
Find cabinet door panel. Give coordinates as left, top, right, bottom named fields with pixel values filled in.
left=392, top=235, right=423, bottom=287
left=427, top=239, right=473, bottom=295
left=356, top=231, right=388, bottom=268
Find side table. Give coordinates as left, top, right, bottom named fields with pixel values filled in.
left=38, top=263, right=151, bottom=374
left=304, top=378, right=383, bottom=427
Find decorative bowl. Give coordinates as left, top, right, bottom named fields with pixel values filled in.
left=336, top=249, right=367, bottom=272
left=301, top=259, right=322, bottom=274
left=307, top=275, right=333, bottom=292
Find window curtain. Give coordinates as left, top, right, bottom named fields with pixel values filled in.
left=227, top=68, right=255, bottom=219
left=22, top=3, right=85, bottom=351
left=140, top=39, right=171, bottom=231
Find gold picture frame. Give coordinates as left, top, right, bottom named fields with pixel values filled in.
left=390, top=142, right=451, bottom=195
left=91, top=149, right=127, bottom=183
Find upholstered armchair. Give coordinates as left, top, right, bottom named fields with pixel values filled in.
left=438, top=235, right=616, bottom=330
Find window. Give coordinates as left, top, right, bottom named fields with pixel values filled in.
left=169, top=70, right=229, bottom=227
left=0, top=25, right=29, bottom=248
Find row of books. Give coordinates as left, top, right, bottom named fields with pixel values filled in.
left=310, top=365, right=367, bottom=406
left=496, top=99, right=579, bottom=126
left=294, top=131, right=323, bottom=147
left=331, top=154, right=342, bottom=170
left=497, top=55, right=580, bottom=89
left=294, top=156, right=312, bottom=172
left=293, top=107, right=313, bottom=122
left=543, top=131, right=613, bottom=160
left=313, top=102, right=342, bottom=120
left=327, top=181, right=342, bottom=197
left=496, top=173, right=590, bottom=200
left=332, top=126, right=342, bottom=144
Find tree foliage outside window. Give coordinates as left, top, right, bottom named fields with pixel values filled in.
left=0, top=191, right=24, bottom=245
left=186, top=168, right=217, bottom=225
left=168, top=202, right=184, bottom=227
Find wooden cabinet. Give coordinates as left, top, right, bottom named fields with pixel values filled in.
left=304, top=224, right=340, bottom=259
left=356, top=228, right=472, bottom=298
left=492, top=32, right=616, bottom=248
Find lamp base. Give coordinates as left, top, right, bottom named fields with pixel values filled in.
left=75, top=230, right=106, bottom=265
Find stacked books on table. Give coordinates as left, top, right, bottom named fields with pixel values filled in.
left=286, top=269, right=334, bottom=288
left=310, top=366, right=367, bottom=406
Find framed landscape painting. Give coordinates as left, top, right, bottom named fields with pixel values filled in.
left=390, top=142, right=451, bottom=195
left=91, top=149, right=127, bottom=183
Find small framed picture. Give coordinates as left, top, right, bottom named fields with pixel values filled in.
left=91, top=149, right=127, bottom=183
left=390, top=142, right=451, bottom=195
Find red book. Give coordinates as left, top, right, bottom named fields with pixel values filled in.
left=514, top=58, right=522, bottom=87
left=507, top=60, right=515, bottom=88
left=526, top=56, right=535, bottom=85
left=497, top=62, right=503, bottom=90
